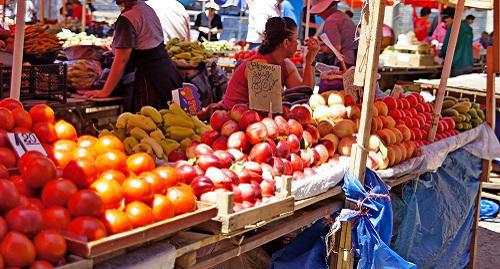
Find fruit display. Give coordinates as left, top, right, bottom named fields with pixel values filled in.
left=441, top=96, right=485, bottom=132
left=0, top=24, right=61, bottom=54
left=108, top=103, right=212, bottom=160
left=232, top=50, right=257, bottom=61
left=166, top=38, right=214, bottom=67
left=0, top=98, right=198, bottom=266
left=66, top=59, right=103, bottom=90
left=202, top=40, right=234, bottom=52
left=57, top=29, right=108, bottom=48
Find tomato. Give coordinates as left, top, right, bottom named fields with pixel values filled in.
left=28, top=198, right=45, bottom=212
left=0, top=147, right=16, bottom=168
left=66, top=216, right=107, bottom=241
left=77, top=135, right=98, bottom=149
left=13, top=126, right=30, bottom=133
left=0, top=253, right=3, bottom=268
left=11, top=107, right=32, bottom=130
left=42, top=206, right=71, bottom=231
left=32, top=122, right=58, bottom=144
left=29, top=104, right=55, bottom=124
left=9, top=175, right=36, bottom=197
left=29, top=260, right=55, bottom=269
left=72, top=147, right=97, bottom=160
left=0, top=231, right=36, bottom=267
left=166, top=184, right=196, bottom=215
left=17, top=194, right=30, bottom=207
left=122, top=177, right=153, bottom=203
left=99, top=170, right=127, bottom=184
left=94, top=135, right=124, bottom=155
left=153, top=166, right=178, bottom=190
left=0, top=98, right=23, bottom=110
left=0, top=129, right=8, bottom=147
left=54, top=120, right=77, bottom=141
left=53, top=140, right=77, bottom=152
left=0, top=107, right=14, bottom=130
left=102, top=209, right=133, bottom=234
left=50, top=150, right=73, bottom=169
left=126, top=153, right=155, bottom=175
left=67, top=189, right=104, bottom=218
left=21, top=156, right=56, bottom=188
left=141, top=172, right=168, bottom=194
left=0, top=179, right=20, bottom=213
left=125, top=201, right=155, bottom=228
left=18, top=151, right=44, bottom=170
left=0, top=164, right=8, bottom=178
left=5, top=206, right=43, bottom=236
left=151, top=194, right=174, bottom=221
left=63, top=157, right=97, bottom=188
left=33, top=230, right=67, bottom=263
left=41, top=178, right=78, bottom=208
left=90, top=179, right=124, bottom=209
left=0, top=216, right=7, bottom=241
left=95, top=150, right=127, bottom=173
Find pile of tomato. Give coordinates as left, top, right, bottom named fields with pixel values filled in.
left=232, top=50, right=257, bottom=61
left=0, top=98, right=197, bottom=268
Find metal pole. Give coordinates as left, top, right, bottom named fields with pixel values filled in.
left=81, top=0, right=86, bottom=33
left=428, top=0, right=466, bottom=142
left=10, top=0, right=26, bottom=100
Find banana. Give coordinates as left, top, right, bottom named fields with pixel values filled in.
left=166, top=126, right=196, bottom=141
left=180, top=138, right=192, bottom=149
left=169, top=102, right=188, bottom=117
left=99, top=129, right=113, bottom=137
left=127, top=114, right=157, bottom=132
left=190, top=134, right=201, bottom=142
left=191, top=115, right=209, bottom=129
left=159, top=109, right=170, bottom=116
left=196, top=125, right=212, bottom=136
left=124, top=136, right=139, bottom=154
left=130, top=127, right=149, bottom=140
left=163, top=114, right=195, bottom=129
left=114, top=128, right=127, bottom=141
left=140, top=106, right=163, bottom=124
left=159, top=139, right=180, bottom=155
left=141, top=137, right=165, bottom=159
left=132, top=142, right=154, bottom=155
left=150, top=129, right=166, bottom=143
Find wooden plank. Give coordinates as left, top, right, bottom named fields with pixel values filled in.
left=494, top=0, right=499, bottom=73
left=482, top=191, right=500, bottom=202
left=295, top=186, right=343, bottom=211
left=428, top=0, right=466, bottom=142
left=65, top=203, right=217, bottom=258
left=191, top=200, right=344, bottom=269
left=57, top=256, right=93, bottom=269
left=468, top=182, right=483, bottom=269
left=481, top=47, right=496, bottom=182
left=483, top=181, right=500, bottom=189
left=384, top=173, right=419, bottom=188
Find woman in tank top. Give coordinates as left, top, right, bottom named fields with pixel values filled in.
left=222, top=17, right=320, bottom=110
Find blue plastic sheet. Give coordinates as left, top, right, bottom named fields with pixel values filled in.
left=271, top=169, right=414, bottom=269
left=392, top=148, right=481, bottom=269
left=480, top=199, right=499, bottom=218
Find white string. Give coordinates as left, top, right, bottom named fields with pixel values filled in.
left=324, top=218, right=342, bottom=268
left=354, top=0, right=370, bottom=43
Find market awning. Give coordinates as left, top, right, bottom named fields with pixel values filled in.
left=341, top=0, right=394, bottom=9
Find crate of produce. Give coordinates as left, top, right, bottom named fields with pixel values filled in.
left=0, top=63, right=67, bottom=102
left=210, top=176, right=294, bottom=234
left=63, top=202, right=217, bottom=259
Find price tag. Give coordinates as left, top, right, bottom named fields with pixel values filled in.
left=172, top=83, right=202, bottom=115
left=7, top=133, right=47, bottom=157
left=247, top=61, right=283, bottom=113
left=391, top=84, right=403, bottom=98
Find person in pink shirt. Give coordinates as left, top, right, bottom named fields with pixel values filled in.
left=222, top=17, right=319, bottom=110
left=431, top=13, right=453, bottom=52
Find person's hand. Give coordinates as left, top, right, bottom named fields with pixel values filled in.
left=210, top=28, right=218, bottom=34
left=78, top=89, right=110, bottom=99
left=305, top=37, right=320, bottom=62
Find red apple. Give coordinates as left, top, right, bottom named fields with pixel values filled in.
left=220, top=120, right=240, bottom=137
left=244, top=161, right=263, bottom=175
left=230, top=104, right=249, bottom=121
left=260, top=163, right=275, bottom=181
left=177, top=164, right=197, bottom=184
left=221, top=169, right=238, bottom=185
left=190, top=176, right=215, bottom=197
left=168, top=148, right=187, bottom=162
left=305, top=124, right=320, bottom=145
left=249, top=142, right=274, bottom=164
left=239, top=111, right=261, bottom=130
left=288, top=119, right=304, bottom=140
left=227, top=131, right=249, bottom=151
left=276, top=140, right=291, bottom=159
left=201, top=130, right=220, bottom=146
left=186, top=142, right=200, bottom=159
left=205, top=167, right=232, bottom=190
left=246, top=122, right=268, bottom=145
left=321, top=139, right=336, bottom=157
left=287, top=134, right=301, bottom=154
left=261, top=118, right=278, bottom=140
left=300, top=149, right=314, bottom=168
left=195, top=143, right=214, bottom=156
left=288, top=105, right=313, bottom=125
left=210, top=110, right=231, bottom=131
left=250, top=180, right=262, bottom=200
left=212, top=136, right=228, bottom=151
left=271, top=157, right=285, bottom=176
left=227, top=148, right=246, bottom=162
left=194, top=166, right=205, bottom=177
left=282, top=159, right=293, bottom=176
left=290, top=153, right=304, bottom=172
left=274, top=115, right=290, bottom=136
left=314, top=144, right=329, bottom=164
left=197, top=154, right=220, bottom=170
left=260, top=179, right=275, bottom=197
left=237, top=183, right=256, bottom=202
left=214, top=150, right=234, bottom=168
left=232, top=185, right=242, bottom=203
left=383, top=96, right=397, bottom=110
left=302, top=131, right=314, bottom=149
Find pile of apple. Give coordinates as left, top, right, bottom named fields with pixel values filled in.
left=174, top=104, right=336, bottom=212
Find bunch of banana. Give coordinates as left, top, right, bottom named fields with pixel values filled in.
left=165, top=38, right=213, bottom=67
left=67, top=60, right=102, bottom=90
left=111, top=103, right=211, bottom=160
left=442, top=97, right=485, bottom=131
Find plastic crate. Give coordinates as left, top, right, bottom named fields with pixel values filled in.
left=0, top=63, right=67, bottom=102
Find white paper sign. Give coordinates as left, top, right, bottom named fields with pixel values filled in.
left=247, top=61, right=283, bottom=113
left=7, top=133, right=47, bottom=157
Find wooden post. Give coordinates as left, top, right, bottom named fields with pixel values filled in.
left=40, top=0, right=45, bottom=24
left=334, top=1, right=386, bottom=269
left=81, top=0, right=87, bottom=33
left=2, top=0, right=6, bottom=25
left=305, top=0, right=311, bottom=39
left=428, top=0, right=466, bottom=142
left=10, top=0, right=26, bottom=100
left=48, top=0, right=52, bottom=20
left=495, top=0, right=500, bottom=73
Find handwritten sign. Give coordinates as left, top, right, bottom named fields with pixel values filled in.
left=247, top=61, right=283, bottom=113
left=7, top=133, right=47, bottom=157
left=172, top=83, right=202, bottom=115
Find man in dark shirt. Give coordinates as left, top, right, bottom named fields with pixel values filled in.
left=194, top=1, right=223, bottom=42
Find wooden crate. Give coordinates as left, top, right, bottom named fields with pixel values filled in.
left=212, top=177, right=294, bottom=234
left=57, top=256, right=93, bottom=269
left=64, top=202, right=217, bottom=258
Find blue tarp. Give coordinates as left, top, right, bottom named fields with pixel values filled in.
left=392, top=148, right=482, bottom=269
left=271, top=169, right=414, bottom=269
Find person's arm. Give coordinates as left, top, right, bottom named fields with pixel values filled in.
left=285, top=38, right=319, bottom=88
left=194, top=14, right=209, bottom=33
left=321, top=21, right=342, bottom=54
left=210, top=15, right=223, bottom=34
